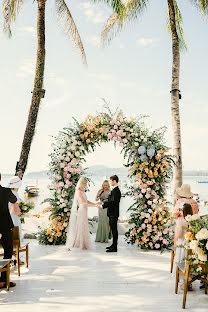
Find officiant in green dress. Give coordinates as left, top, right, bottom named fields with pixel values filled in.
left=95, top=180, right=111, bottom=243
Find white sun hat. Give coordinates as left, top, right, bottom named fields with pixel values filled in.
left=177, top=184, right=194, bottom=198
left=8, top=176, right=22, bottom=189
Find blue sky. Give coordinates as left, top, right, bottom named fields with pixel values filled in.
left=0, top=0, right=207, bottom=173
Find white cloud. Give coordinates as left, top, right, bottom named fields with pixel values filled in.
left=120, top=81, right=137, bottom=87
left=79, top=1, right=92, bottom=10
left=88, top=73, right=114, bottom=81
left=45, top=95, right=68, bottom=109
left=86, top=35, right=100, bottom=48
left=17, top=26, right=36, bottom=37
left=16, top=59, right=35, bottom=78
left=79, top=2, right=107, bottom=24
left=137, top=37, right=159, bottom=47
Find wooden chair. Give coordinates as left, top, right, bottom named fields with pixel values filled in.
left=0, top=226, right=29, bottom=276
left=175, top=260, right=208, bottom=309
left=170, top=249, right=175, bottom=273
left=0, top=260, right=10, bottom=291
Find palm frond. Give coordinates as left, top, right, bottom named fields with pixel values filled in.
left=189, top=0, right=208, bottom=14
left=167, top=0, right=187, bottom=50
left=2, top=0, right=24, bottom=36
left=101, top=0, right=148, bottom=46
left=55, top=0, right=87, bottom=66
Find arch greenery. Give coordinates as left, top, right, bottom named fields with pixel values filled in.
left=38, top=107, right=174, bottom=250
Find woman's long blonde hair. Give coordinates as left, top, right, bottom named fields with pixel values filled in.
left=78, top=176, right=88, bottom=191
left=102, top=180, right=110, bottom=190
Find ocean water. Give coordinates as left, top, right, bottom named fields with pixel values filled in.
left=2, top=175, right=208, bottom=218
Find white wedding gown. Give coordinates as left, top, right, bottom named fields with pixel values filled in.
left=66, top=191, right=91, bottom=250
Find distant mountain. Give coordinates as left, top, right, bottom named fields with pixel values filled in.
left=2, top=168, right=208, bottom=178
left=183, top=170, right=208, bottom=177
left=85, top=165, right=128, bottom=177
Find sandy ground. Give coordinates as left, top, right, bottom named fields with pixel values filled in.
left=0, top=235, right=207, bottom=312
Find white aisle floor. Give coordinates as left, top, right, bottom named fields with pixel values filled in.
left=0, top=236, right=207, bottom=312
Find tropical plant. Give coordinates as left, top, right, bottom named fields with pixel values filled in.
left=2, top=0, right=87, bottom=179
left=92, top=0, right=208, bottom=201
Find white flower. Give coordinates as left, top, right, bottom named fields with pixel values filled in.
left=71, top=145, right=76, bottom=151
left=73, top=140, right=78, bottom=145
left=64, top=208, right=68, bottom=212
left=143, top=138, right=147, bottom=142
left=148, top=209, right=153, bottom=214
left=189, top=240, right=198, bottom=252
left=196, top=248, right=207, bottom=262
left=185, top=215, right=192, bottom=222
left=196, top=228, right=208, bottom=240
left=145, top=213, right=150, bottom=218
left=206, top=241, right=208, bottom=251
left=71, top=136, right=76, bottom=141
left=141, top=223, right=146, bottom=229
left=77, top=141, right=82, bottom=145
left=134, top=142, right=139, bottom=147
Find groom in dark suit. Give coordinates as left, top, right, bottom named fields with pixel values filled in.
left=0, top=173, right=17, bottom=288
left=103, top=175, right=121, bottom=252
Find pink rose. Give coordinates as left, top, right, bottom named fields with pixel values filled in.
left=138, top=194, right=143, bottom=198
left=108, top=133, right=113, bottom=139
left=155, top=244, right=160, bottom=249
left=133, top=184, right=139, bottom=189
left=114, top=125, right=118, bottom=129
left=153, top=199, right=158, bottom=203
left=67, top=174, right=71, bottom=179
left=147, top=200, right=152, bottom=205
left=65, top=157, right=70, bottom=162
left=142, top=189, right=146, bottom=194
left=123, top=138, right=128, bottom=144
left=152, top=204, right=156, bottom=209
left=134, top=194, right=139, bottom=198
left=145, top=194, right=151, bottom=199
left=60, top=163, right=65, bottom=168
left=158, top=232, right=162, bottom=237
left=163, top=239, right=169, bottom=245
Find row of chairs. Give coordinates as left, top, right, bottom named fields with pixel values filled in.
left=0, top=226, right=29, bottom=286
left=171, top=249, right=208, bottom=309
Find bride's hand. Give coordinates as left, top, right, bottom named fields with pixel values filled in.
left=96, top=202, right=102, bottom=208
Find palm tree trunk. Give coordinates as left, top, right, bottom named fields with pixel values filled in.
left=16, top=0, right=46, bottom=179
left=167, top=0, right=183, bottom=203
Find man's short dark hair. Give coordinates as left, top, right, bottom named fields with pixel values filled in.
left=110, top=175, right=119, bottom=183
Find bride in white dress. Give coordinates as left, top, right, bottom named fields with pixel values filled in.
left=66, top=176, right=101, bottom=250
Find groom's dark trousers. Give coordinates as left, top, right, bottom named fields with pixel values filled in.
left=103, top=186, right=121, bottom=249
left=0, top=185, right=17, bottom=282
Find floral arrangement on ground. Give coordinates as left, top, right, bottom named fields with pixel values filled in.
left=38, top=106, right=174, bottom=249
left=184, top=214, right=208, bottom=272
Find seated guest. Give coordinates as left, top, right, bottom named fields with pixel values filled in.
left=0, top=172, right=17, bottom=289
left=173, top=184, right=198, bottom=247
left=95, top=180, right=111, bottom=243
left=174, top=203, right=193, bottom=290
left=8, top=176, right=22, bottom=242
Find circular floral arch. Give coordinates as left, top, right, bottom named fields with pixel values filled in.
left=39, top=107, right=174, bottom=250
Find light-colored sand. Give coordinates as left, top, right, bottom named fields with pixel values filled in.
left=0, top=236, right=207, bottom=312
